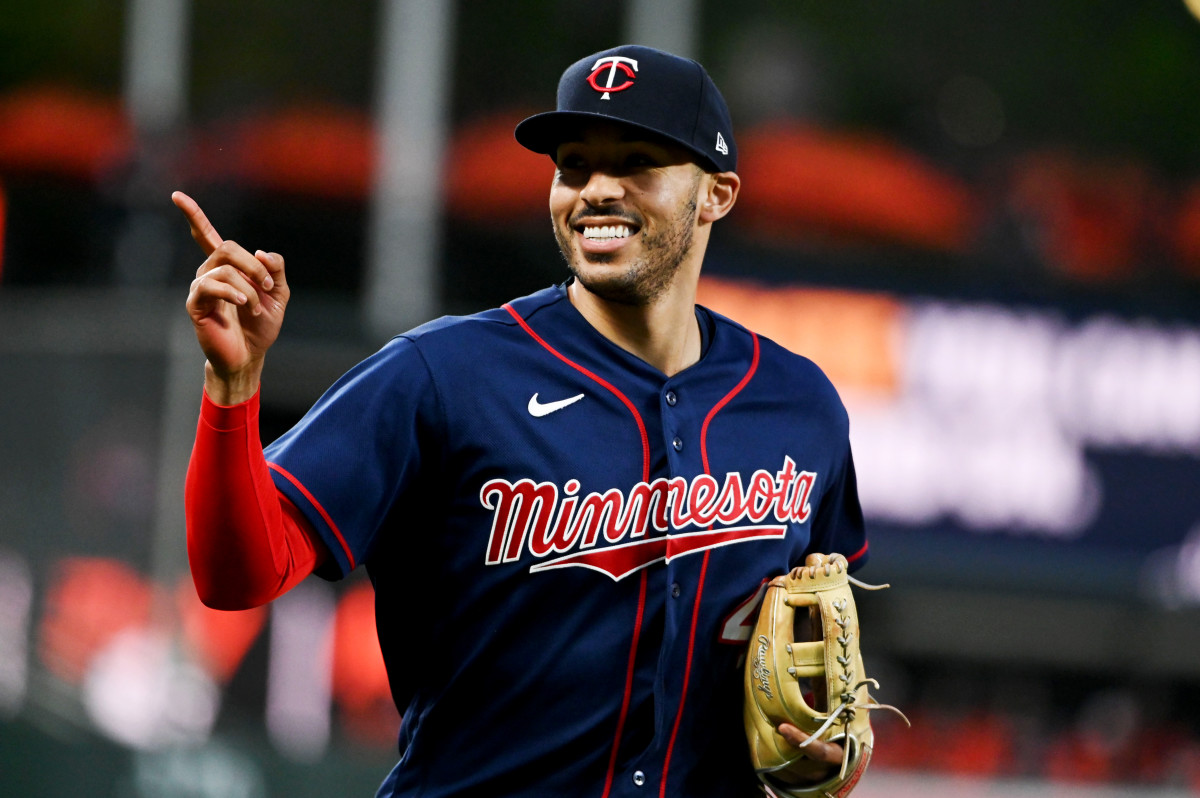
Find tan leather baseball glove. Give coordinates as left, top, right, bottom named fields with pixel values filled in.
left=744, top=553, right=905, bottom=797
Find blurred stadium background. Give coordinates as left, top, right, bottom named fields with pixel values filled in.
left=2, top=0, right=1200, bottom=795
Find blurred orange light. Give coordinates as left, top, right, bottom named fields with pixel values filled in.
left=1006, top=151, right=1161, bottom=283
left=0, top=180, right=6, bottom=281
left=1172, top=181, right=1200, bottom=280
left=330, top=582, right=399, bottom=744
left=175, top=578, right=267, bottom=684
left=190, top=105, right=376, bottom=199
left=38, top=557, right=154, bottom=684
left=735, top=123, right=979, bottom=253
left=443, top=111, right=556, bottom=224
left=696, top=276, right=903, bottom=396
left=0, top=86, right=131, bottom=180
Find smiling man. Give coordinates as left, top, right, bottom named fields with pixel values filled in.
left=175, top=45, right=870, bottom=797
left=520, top=48, right=742, bottom=379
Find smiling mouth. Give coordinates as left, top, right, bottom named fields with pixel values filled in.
left=580, top=224, right=634, bottom=241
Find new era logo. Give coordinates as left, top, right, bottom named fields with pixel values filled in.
left=715, top=131, right=729, bottom=156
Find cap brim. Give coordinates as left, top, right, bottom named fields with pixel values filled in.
left=514, top=110, right=722, bottom=172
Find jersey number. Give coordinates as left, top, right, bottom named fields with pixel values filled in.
left=718, top=578, right=770, bottom=644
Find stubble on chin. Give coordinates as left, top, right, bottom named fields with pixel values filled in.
left=555, top=186, right=700, bottom=307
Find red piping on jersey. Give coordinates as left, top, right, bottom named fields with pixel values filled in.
left=267, top=462, right=356, bottom=570
left=697, top=331, right=760, bottom=477
left=602, top=568, right=647, bottom=797
left=503, top=303, right=651, bottom=483
left=847, top=540, right=869, bottom=564
left=660, top=331, right=760, bottom=797
left=502, top=301, right=651, bottom=797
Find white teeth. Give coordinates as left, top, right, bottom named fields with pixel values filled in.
left=582, top=225, right=632, bottom=240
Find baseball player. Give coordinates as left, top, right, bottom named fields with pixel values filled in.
left=177, top=45, right=868, bottom=797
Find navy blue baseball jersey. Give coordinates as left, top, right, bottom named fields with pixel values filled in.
left=263, top=283, right=867, bottom=797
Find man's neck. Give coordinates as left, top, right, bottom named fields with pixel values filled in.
left=568, top=279, right=701, bottom=377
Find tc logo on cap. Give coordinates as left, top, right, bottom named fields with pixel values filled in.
left=586, top=56, right=638, bottom=100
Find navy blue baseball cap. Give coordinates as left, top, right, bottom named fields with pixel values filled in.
left=515, top=44, right=737, bottom=173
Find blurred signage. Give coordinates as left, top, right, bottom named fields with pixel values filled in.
left=698, top=277, right=1200, bottom=598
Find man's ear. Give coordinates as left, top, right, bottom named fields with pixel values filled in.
left=698, top=171, right=740, bottom=224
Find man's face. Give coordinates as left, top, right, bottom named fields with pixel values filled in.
left=550, top=122, right=705, bottom=306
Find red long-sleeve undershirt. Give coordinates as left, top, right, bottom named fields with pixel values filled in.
left=185, top=389, right=327, bottom=610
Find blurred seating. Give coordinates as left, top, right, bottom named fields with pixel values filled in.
left=330, top=581, right=400, bottom=745
left=21, top=545, right=1200, bottom=781
left=1172, top=179, right=1200, bottom=282
left=3, top=82, right=1200, bottom=298
left=1003, top=150, right=1164, bottom=284
left=443, top=110, right=555, bottom=225
left=186, top=104, right=375, bottom=200
left=0, top=180, right=6, bottom=280
left=734, top=122, right=980, bottom=254
left=37, top=557, right=154, bottom=684
left=0, top=86, right=132, bottom=180
left=175, top=577, right=268, bottom=685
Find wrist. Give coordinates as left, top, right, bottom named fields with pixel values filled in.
left=204, top=360, right=263, bottom=405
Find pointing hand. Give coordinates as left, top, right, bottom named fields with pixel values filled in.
left=174, top=191, right=290, bottom=404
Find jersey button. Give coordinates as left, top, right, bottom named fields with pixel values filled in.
left=665, top=390, right=677, bottom=407
left=671, top=582, right=682, bottom=598
left=633, top=771, right=646, bottom=787
left=672, top=436, right=683, bottom=452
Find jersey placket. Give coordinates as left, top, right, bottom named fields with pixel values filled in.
left=612, top=377, right=715, bottom=796
left=635, top=332, right=761, bottom=796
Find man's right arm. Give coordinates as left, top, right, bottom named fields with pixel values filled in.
left=186, top=388, right=328, bottom=609
left=173, top=191, right=327, bottom=609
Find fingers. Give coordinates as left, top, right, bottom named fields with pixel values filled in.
left=777, top=723, right=844, bottom=766
left=210, top=240, right=274, bottom=292
left=173, top=191, right=279, bottom=295
left=174, top=190, right=287, bottom=329
left=172, top=191, right=223, bottom=256
left=189, top=244, right=285, bottom=319
left=189, top=262, right=266, bottom=318
left=254, top=250, right=283, bottom=291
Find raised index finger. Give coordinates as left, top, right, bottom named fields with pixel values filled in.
left=171, top=191, right=223, bottom=256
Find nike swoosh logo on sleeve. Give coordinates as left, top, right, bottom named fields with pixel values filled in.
left=528, top=392, right=585, bottom=417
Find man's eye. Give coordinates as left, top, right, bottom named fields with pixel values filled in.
left=558, top=155, right=586, bottom=170
left=626, top=153, right=656, bottom=168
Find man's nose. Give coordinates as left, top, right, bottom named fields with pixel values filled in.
left=579, top=169, right=625, bottom=206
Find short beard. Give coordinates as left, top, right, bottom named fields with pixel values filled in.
left=555, top=179, right=701, bottom=307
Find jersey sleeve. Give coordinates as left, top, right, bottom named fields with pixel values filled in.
left=806, top=444, right=869, bottom=572
left=263, top=335, right=442, bottom=578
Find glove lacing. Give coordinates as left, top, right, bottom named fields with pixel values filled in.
left=787, top=560, right=910, bottom=781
